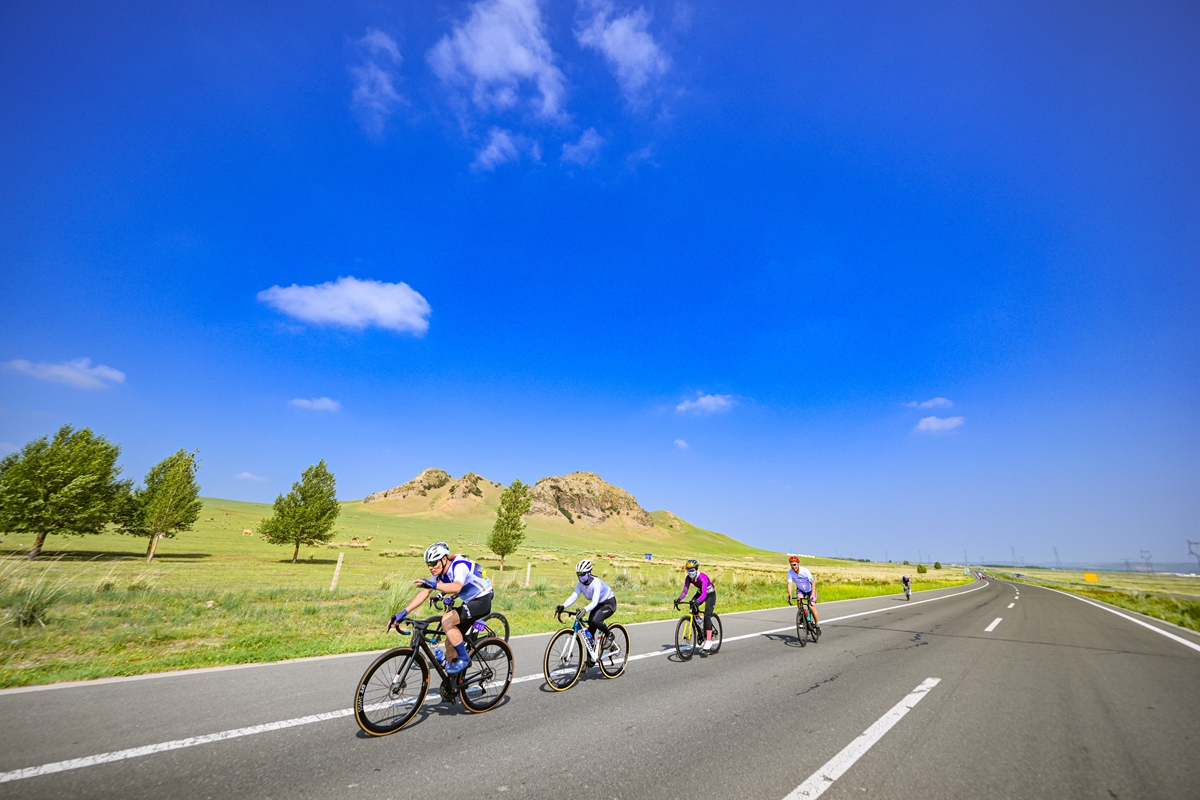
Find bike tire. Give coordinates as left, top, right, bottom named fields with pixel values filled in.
left=543, top=629, right=584, bottom=691
left=354, top=646, right=429, bottom=736
left=708, top=614, right=723, bottom=654
left=480, top=612, right=510, bottom=642
left=598, top=623, right=629, bottom=679
left=675, top=616, right=695, bottom=661
left=459, top=637, right=514, bottom=713
left=795, top=608, right=805, bottom=647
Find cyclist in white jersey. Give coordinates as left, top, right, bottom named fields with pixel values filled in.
left=389, top=542, right=493, bottom=674
left=786, top=554, right=821, bottom=631
left=556, top=559, right=617, bottom=651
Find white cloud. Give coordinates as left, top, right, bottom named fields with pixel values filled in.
left=561, top=128, right=605, bottom=166
left=472, top=127, right=542, bottom=170
left=258, top=276, right=431, bottom=335
left=428, top=0, right=566, bottom=119
left=576, top=0, right=670, bottom=103
left=234, top=472, right=268, bottom=482
left=350, top=29, right=404, bottom=139
left=675, top=392, right=734, bottom=415
left=673, top=439, right=688, bottom=449
left=289, top=397, right=342, bottom=412
left=2, top=358, right=125, bottom=390
left=915, top=416, right=965, bottom=434
left=906, top=397, right=954, bottom=409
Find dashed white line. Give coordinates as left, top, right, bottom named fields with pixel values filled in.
left=783, top=678, right=941, bottom=799
left=1008, top=603, right=1015, bottom=609
left=984, top=618, right=1003, bottom=632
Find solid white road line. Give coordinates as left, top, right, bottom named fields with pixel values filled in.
left=1035, top=585, right=1200, bottom=654
left=0, top=582, right=992, bottom=784
left=783, top=678, right=941, bottom=799
left=1008, top=603, right=1015, bottom=609
left=984, top=618, right=1003, bottom=632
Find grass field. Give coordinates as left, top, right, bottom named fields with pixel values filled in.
left=0, top=497, right=971, bottom=687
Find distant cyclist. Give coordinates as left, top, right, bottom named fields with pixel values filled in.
left=388, top=542, right=493, bottom=674
left=677, top=559, right=717, bottom=651
left=786, top=555, right=821, bottom=633
left=901, top=574, right=912, bottom=599
left=556, top=559, right=617, bottom=653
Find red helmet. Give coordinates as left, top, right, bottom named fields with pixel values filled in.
left=788, top=554, right=800, bottom=565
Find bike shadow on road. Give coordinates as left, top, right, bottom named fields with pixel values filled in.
left=351, top=695, right=514, bottom=737
left=761, top=631, right=809, bottom=648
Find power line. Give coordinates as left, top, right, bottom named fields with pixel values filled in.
left=1140, top=550, right=1154, bottom=573
left=1188, top=541, right=1200, bottom=573
left=1052, top=546, right=1062, bottom=570
left=1011, top=545, right=1016, bottom=567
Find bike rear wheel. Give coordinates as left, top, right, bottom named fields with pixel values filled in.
left=598, top=623, right=629, bottom=678
left=675, top=615, right=695, bottom=661
left=707, top=614, right=723, bottom=654
left=459, top=637, right=514, bottom=712
left=544, top=629, right=584, bottom=691
left=479, top=612, right=510, bottom=642
left=354, top=647, right=429, bottom=736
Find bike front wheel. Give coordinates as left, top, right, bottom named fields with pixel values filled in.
left=796, top=608, right=806, bottom=647
left=544, top=629, right=584, bottom=691
left=675, top=615, right=696, bottom=661
left=707, top=614, right=723, bottom=654
left=599, top=624, right=629, bottom=678
left=459, top=637, right=514, bottom=712
left=354, top=647, right=429, bottom=736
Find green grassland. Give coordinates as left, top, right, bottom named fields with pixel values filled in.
left=0, top=497, right=970, bottom=687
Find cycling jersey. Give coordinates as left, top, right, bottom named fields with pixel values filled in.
left=680, top=572, right=713, bottom=603
left=562, top=576, right=615, bottom=612
left=787, top=567, right=814, bottom=595
left=442, top=556, right=493, bottom=602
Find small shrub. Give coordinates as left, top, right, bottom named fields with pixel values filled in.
left=933, top=561, right=942, bottom=570
left=7, top=570, right=70, bottom=630
left=903, top=560, right=910, bottom=565
left=93, top=566, right=119, bottom=594
left=916, top=563, right=927, bottom=574
left=531, top=580, right=550, bottom=596
left=127, top=573, right=161, bottom=592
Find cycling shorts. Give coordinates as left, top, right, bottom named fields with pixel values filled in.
left=452, top=595, right=492, bottom=634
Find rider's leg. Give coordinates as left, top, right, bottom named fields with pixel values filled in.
left=442, top=609, right=471, bottom=673
left=808, top=593, right=819, bottom=624
left=589, top=599, right=615, bottom=636
left=703, top=594, right=716, bottom=642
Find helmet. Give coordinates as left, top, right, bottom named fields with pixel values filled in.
left=576, top=559, right=593, bottom=575
left=424, top=542, right=450, bottom=564
left=789, top=554, right=800, bottom=565
left=685, top=559, right=699, bottom=571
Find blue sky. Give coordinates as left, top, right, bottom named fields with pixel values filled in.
left=1, top=1, right=1197, bottom=566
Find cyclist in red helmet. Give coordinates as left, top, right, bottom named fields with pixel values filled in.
left=786, top=555, right=821, bottom=633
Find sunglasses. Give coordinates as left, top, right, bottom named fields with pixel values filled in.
left=577, top=572, right=590, bottom=577
left=426, top=559, right=443, bottom=567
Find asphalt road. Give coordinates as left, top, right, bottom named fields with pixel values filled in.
left=2, top=578, right=1198, bottom=799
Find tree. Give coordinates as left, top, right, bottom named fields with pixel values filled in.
left=933, top=561, right=942, bottom=570
left=0, top=425, right=128, bottom=559
left=116, top=450, right=203, bottom=563
left=916, top=563, right=928, bottom=574
left=258, top=460, right=340, bottom=563
left=488, top=479, right=531, bottom=570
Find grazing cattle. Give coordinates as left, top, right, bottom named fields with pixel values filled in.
left=242, top=529, right=253, bottom=536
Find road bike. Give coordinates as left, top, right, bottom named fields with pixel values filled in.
left=673, top=599, right=722, bottom=660
left=903, top=584, right=911, bottom=601
left=543, top=608, right=629, bottom=690
left=354, top=596, right=514, bottom=736
left=788, top=594, right=819, bottom=646
left=475, top=611, right=510, bottom=642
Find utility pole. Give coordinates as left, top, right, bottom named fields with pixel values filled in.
left=964, top=550, right=969, bottom=567
left=1124, top=558, right=1133, bottom=573
left=1188, top=541, right=1200, bottom=574
left=1011, top=546, right=1016, bottom=567
left=1140, top=550, right=1154, bottom=573
left=918, top=549, right=922, bottom=564
left=1053, top=546, right=1062, bottom=570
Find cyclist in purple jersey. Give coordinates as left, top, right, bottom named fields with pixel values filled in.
left=678, top=559, right=717, bottom=651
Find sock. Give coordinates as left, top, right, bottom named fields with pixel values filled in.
left=454, top=643, right=468, bottom=660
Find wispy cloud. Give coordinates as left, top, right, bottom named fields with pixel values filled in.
left=673, top=438, right=688, bottom=449
left=2, top=358, right=125, bottom=390
left=915, top=416, right=965, bottom=434
left=576, top=0, right=670, bottom=103
left=472, top=127, right=541, bottom=170
left=561, top=128, right=605, bottom=166
left=234, top=472, right=268, bottom=482
left=258, top=276, right=431, bottom=335
left=428, top=0, right=566, bottom=120
left=675, top=392, right=734, bottom=415
left=0, top=442, right=16, bottom=454
left=289, top=397, right=341, bottom=412
left=350, top=28, right=404, bottom=139
left=906, top=397, right=954, bottom=409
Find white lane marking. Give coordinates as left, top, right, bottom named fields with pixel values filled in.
left=1034, top=585, right=1200, bottom=654
left=1008, top=603, right=1015, bottom=609
left=783, top=678, right=941, bottom=799
left=984, top=618, right=1002, bottom=632
left=0, top=582, right=992, bottom=783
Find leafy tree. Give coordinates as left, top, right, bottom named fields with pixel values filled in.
left=933, top=561, right=942, bottom=570
left=258, top=460, right=340, bottom=563
left=488, top=479, right=531, bottom=570
left=0, top=425, right=128, bottom=559
left=902, top=560, right=909, bottom=565
left=916, top=563, right=928, bottom=574
left=116, top=450, right=203, bottom=563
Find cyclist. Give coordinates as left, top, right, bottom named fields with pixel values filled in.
left=901, top=574, right=912, bottom=598
left=556, top=559, right=617, bottom=654
left=677, top=559, right=717, bottom=651
left=786, top=555, right=821, bottom=633
left=388, top=542, right=493, bottom=674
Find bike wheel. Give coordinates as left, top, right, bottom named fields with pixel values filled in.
left=354, top=647, right=429, bottom=736
left=543, top=629, right=584, bottom=691
left=675, top=616, right=695, bottom=661
left=707, top=614, right=723, bottom=654
left=480, top=612, right=510, bottom=642
left=599, top=624, right=629, bottom=678
left=795, top=609, right=806, bottom=647
left=459, top=637, right=514, bottom=713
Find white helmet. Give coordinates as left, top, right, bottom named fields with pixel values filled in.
left=576, top=559, right=593, bottom=574
left=424, top=542, right=450, bottom=564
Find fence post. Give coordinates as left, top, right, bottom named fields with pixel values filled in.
left=330, top=552, right=344, bottom=591
left=525, top=562, right=531, bottom=588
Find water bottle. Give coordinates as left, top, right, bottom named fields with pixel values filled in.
left=584, top=630, right=594, bottom=647
left=433, top=646, right=446, bottom=666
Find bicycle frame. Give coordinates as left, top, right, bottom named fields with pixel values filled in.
left=394, top=601, right=492, bottom=701
left=555, top=609, right=603, bottom=663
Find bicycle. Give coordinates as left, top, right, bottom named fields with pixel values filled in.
left=543, top=608, right=629, bottom=690
left=788, top=594, right=819, bottom=646
left=903, top=584, right=911, bottom=601
left=472, top=611, right=510, bottom=642
left=354, top=596, right=514, bottom=736
left=673, top=599, right=722, bottom=660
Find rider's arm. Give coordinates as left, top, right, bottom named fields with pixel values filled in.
left=562, top=589, right=580, bottom=609
left=678, top=575, right=693, bottom=601
left=693, top=574, right=711, bottom=603
left=582, top=582, right=602, bottom=613
left=404, top=587, right=432, bottom=614
left=437, top=562, right=467, bottom=595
